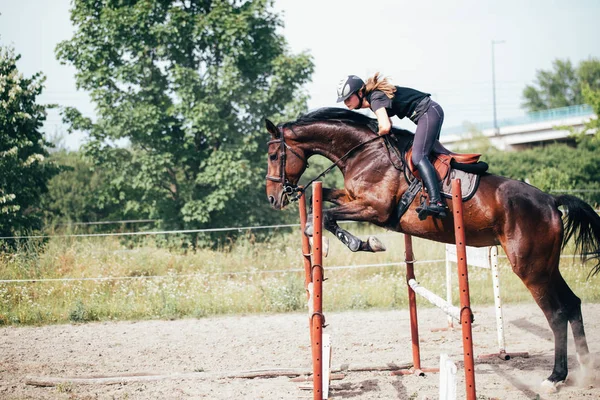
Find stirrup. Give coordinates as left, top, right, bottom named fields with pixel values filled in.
left=416, top=201, right=447, bottom=221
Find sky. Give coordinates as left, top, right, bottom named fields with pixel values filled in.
left=1, top=0, right=599, bottom=150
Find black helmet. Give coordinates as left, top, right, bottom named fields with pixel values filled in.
left=336, top=75, right=365, bottom=103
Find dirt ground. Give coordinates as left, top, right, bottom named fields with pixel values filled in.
left=1, top=303, right=600, bottom=400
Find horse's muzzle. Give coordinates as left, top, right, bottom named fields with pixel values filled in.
left=267, top=192, right=289, bottom=210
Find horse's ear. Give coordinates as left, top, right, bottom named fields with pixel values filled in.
left=265, top=119, right=280, bottom=139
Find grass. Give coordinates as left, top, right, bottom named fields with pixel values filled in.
left=0, top=222, right=599, bottom=325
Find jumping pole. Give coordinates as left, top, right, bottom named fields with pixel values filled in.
left=451, top=178, right=477, bottom=400
left=392, top=234, right=439, bottom=376
left=298, top=187, right=313, bottom=300
left=443, top=244, right=529, bottom=361
left=394, top=179, right=477, bottom=400
left=298, top=182, right=327, bottom=400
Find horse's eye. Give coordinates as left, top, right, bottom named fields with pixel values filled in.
left=269, top=153, right=278, bottom=161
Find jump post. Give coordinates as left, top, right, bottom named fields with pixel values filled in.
left=296, top=179, right=478, bottom=399
left=298, top=182, right=328, bottom=400
left=444, top=244, right=529, bottom=360
left=394, top=179, right=477, bottom=400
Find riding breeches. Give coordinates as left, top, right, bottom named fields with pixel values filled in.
left=411, top=100, right=445, bottom=165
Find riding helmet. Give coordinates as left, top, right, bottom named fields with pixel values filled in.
left=336, top=75, right=365, bottom=103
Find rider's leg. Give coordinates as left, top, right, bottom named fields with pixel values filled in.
left=415, top=158, right=447, bottom=218
left=412, top=100, right=447, bottom=219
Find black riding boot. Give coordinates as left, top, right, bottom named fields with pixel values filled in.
left=415, top=158, right=447, bottom=220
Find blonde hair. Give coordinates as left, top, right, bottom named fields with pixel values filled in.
left=363, top=72, right=396, bottom=99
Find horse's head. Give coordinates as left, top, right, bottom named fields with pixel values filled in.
left=265, top=118, right=308, bottom=209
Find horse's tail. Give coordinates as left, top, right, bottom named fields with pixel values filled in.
left=555, top=194, right=600, bottom=276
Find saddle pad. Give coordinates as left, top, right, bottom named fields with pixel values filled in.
left=440, top=169, right=480, bottom=201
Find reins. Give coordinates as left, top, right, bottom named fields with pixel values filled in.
left=266, top=131, right=383, bottom=202
left=299, top=135, right=383, bottom=196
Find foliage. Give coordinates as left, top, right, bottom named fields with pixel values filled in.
left=41, top=150, right=143, bottom=227
left=522, top=58, right=600, bottom=112
left=1, top=226, right=598, bottom=326
left=300, top=155, right=345, bottom=190
left=452, top=122, right=496, bottom=154
left=55, top=0, right=314, bottom=245
left=483, top=141, right=600, bottom=206
left=0, top=46, right=59, bottom=239
left=580, top=83, right=600, bottom=141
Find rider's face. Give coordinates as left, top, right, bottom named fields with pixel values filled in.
left=344, top=93, right=361, bottom=110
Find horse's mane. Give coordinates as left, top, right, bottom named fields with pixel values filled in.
left=284, top=107, right=414, bottom=138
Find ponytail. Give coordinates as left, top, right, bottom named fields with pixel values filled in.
left=363, top=72, right=396, bottom=99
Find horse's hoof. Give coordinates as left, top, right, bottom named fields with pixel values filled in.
left=308, top=236, right=329, bottom=257
left=541, top=379, right=564, bottom=393
left=304, top=222, right=313, bottom=237
left=577, top=352, right=594, bottom=369
left=572, top=353, right=595, bottom=386
left=367, top=236, right=386, bottom=252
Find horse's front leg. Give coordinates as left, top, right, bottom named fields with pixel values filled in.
left=322, top=188, right=350, bottom=206
left=324, top=215, right=386, bottom=252
left=305, top=187, right=350, bottom=235
left=306, top=199, right=388, bottom=253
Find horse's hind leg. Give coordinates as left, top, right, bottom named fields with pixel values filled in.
left=504, top=235, right=570, bottom=390
left=538, top=274, right=592, bottom=389
left=559, top=275, right=592, bottom=376
left=516, top=270, right=569, bottom=390
left=514, top=261, right=593, bottom=391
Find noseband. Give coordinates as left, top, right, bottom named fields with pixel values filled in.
left=265, top=132, right=308, bottom=202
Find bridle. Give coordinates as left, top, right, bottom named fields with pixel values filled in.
left=265, top=131, right=308, bottom=202
left=265, top=125, right=384, bottom=203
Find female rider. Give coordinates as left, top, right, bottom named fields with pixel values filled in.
left=336, top=73, right=447, bottom=219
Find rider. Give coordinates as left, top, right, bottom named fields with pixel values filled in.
left=336, top=73, right=447, bottom=219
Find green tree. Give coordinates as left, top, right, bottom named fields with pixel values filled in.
left=581, top=83, right=600, bottom=139
left=56, top=0, right=313, bottom=240
left=0, top=46, right=59, bottom=239
left=522, top=58, right=600, bottom=112
left=578, top=58, right=600, bottom=93
left=483, top=142, right=600, bottom=206
left=42, top=150, right=146, bottom=227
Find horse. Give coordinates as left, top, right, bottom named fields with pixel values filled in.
left=264, top=107, right=600, bottom=391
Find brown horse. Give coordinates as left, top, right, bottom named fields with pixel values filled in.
left=265, top=107, right=600, bottom=390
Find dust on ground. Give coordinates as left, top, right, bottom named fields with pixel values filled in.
left=2, top=303, right=600, bottom=399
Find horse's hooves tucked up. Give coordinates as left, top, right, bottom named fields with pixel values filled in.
left=541, top=379, right=564, bottom=393
left=308, top=236, right=329, bottom=257
left=367, top=236, right=386, bottom=252
left=304, top=222, right=313, bottom=237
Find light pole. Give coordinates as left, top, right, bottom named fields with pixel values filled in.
left=491, top=40, right=505, bottom=136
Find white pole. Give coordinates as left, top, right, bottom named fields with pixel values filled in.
left=490, top=246, right=506, bottom=352
left=439, top=353, right=457, bottom=400
left=408, top=279, right=460, bottom=321
left=322, top=334, right=331, bottom=399
left=445, top=247, right=454, bottom=328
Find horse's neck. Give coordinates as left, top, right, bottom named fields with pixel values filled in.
left=293, top=124, right=374, bottom=165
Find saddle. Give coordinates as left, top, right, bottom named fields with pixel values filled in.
left=405, top=147, right=484, bottom=182
left=387, top=136, right=489, bottom=222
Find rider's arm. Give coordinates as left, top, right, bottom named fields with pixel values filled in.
left=374, top=107, right=392, bottom=135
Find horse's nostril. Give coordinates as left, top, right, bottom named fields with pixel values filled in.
left=269, top=196, right=276, bottom=205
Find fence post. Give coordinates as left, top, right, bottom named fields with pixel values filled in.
left=451, top=179, right=476, bottom=400
left=311, top=182, right=324, bottom=400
